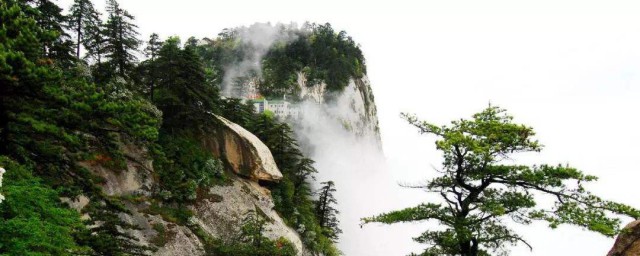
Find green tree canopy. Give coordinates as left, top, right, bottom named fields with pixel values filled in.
left=152, top=36, right=220, bottom=131
left=362, top=105, right=640, bottom=256
left=1, top=2, right=159, bottom=253
left=0, top=157, right=89, bottom=255
left=104, top=0, right=140, bottom=78
left=315, top=180, right=342, bottom=242
left=68, top=0, right=100, bottom=58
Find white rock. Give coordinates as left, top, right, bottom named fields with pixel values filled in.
left=0, top=167, right=5, bottom=203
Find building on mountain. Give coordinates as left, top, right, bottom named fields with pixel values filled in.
left=250, top=96, right=299, bottom=119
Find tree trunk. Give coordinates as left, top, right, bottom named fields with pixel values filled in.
left=459, top=238, right=479, bottom=256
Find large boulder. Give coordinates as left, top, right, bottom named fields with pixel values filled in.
left=608, top=220, right=640, bottom=256
left=204, top=115, right=282, bottom=182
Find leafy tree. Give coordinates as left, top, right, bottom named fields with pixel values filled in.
left=315, top=181, right=342, bottom=242
left=184, top=36, right=199, bottom=48
left=291, top=158, right=317, bottom=193
left=104, top=0, right=140, bottom=78
left=362, top=106, right=640, bottom=256
left=68, top=0, right=100, bottom=58
left=259, top=23, right=366, bottom=96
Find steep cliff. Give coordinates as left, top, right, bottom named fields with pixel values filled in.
left=297, top=73, right=381, bottom=143
left=79, top=117, right=307, bottom=255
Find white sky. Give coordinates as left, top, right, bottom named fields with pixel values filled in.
left=59, top=0, right=640, bottom=255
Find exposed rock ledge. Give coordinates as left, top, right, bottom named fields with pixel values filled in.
left=608, top=220, right=640, bottom=256
left=205, top=115, right=283, bottom=182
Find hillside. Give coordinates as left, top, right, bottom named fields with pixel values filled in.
left=0, top=1, right=380, bottom=255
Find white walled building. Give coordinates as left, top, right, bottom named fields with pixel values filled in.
left=251, top=98, right=299, bottom=119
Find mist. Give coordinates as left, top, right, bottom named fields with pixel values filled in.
left=292, top=92, right=429, bottom=255
left=214, top=23, right=429, bottom=254
left=219, top=22, right=299, bottom=97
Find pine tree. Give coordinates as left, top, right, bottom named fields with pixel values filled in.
left=143, top=33, right=162, bottom=100
left=104, top=0, right=140, bottom=78
left=20, top=0, right=75, bottom=66
left=291, top=158, right=317, bottom=191
left=83, top=9, right=105, bottom=64
left=315, top=181, right=342, bottom=242
left=239, top=209, right=269, bottom=247
left=153, top=37, right=220, bottom=131
left=68, top=0, right=100, bottom=58
left=362, top=106, right=640, bottom=256
left=1, top=3, right=160, bottom=254
left=82, top=199, right=153, bottom=255
left=144, top=33, right=162, bottom=61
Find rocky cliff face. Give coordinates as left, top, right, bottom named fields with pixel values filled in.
left=78, top=117, right=306, bottom=255
left=193, top=176, right=305, bottom=254
left=74, top=65, right=382, bottom=255
left=608, top=220, right=640, bottom=256
left=296, top=73, right=381, bottom=143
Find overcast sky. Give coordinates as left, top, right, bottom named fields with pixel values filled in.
left=60, top=0, right=640, bottom=255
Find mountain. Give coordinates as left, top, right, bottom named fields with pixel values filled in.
left=0, top=4, right=381, bottom=254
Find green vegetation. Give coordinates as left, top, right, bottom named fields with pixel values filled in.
left=224, top=111, right=341, bottom=255
left=209, top=209, right=298, bottom=256
left=362, top=106, right=640, bottom=256
left=1, top=0, right=347, bottom=254
left=262, top=23, right=366, bottom=95
left=1, top=0, right=157, bottom=252
left=315, top=181, right=342, bottom=242
left=195, top=23, right=366, bottom=98
left=104, top=0, right=140, bottom=78
left=0, top=157, right=89, bottom=255
left=153, top=134, right=225, bottom=202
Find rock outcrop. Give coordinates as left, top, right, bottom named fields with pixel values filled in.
left=297, top=74, right=381, bottom=144
left=193, top=176, right=306, bottom=254
left=80, top=144, right=154, bottom=196
left=204, top=115, right=283, bottom=182
left=76, top=116, right=305, bottom=255
left=608, top=220, right=640, bottom=256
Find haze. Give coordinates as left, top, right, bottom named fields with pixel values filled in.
left=58, top=0, right=640, bottom=255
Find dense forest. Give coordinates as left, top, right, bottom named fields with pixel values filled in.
left=0, top=0, right=355, bottom=255
left=194, top=23, right=367, bottom=99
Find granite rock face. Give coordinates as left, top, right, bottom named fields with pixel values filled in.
left=192, top=176, right=306, bottom=254
left=75, top=118, right=306, bottom=255
left=608, top=220, right=640, bottom=256
left=205, top=115, right=283, bottom=182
